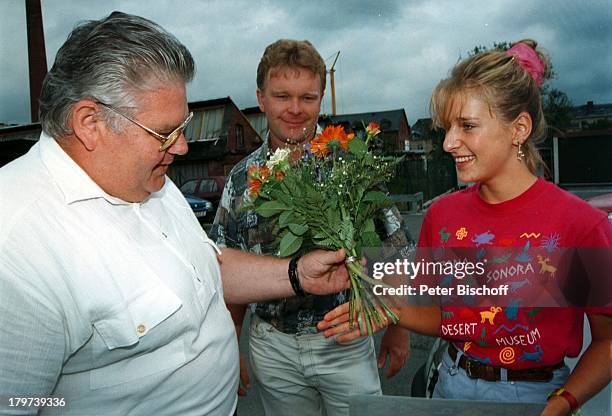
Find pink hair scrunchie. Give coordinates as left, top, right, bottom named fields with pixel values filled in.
left=507, top=43, right=545, bottom=86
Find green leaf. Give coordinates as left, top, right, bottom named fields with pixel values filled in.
left=282, top=175, right=302, bottom=197
left=279, top=232, right=303, bottom=257
left=326, top=205, right=341, bottom=230
left=305, top=184, right=323, bottom=201
left=257, top=200, right=288, bottom=218
left=360, top=231, right=382, bottom=248
left=339, top=218, right=355, bottom=249
left=270, top=188, right=292, bottom=206
left=278, top=210, right=293, bottom=228
left=362, top=191, right=387, bottom=203
left=315, top=238, right=338, bottom=249
left=364, top=218, right=376, bottom=233
left=288, top=223, right=308, bottom=236
left=348, top=138, right=368, bottom=155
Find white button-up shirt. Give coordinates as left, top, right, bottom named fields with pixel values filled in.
left=0, top=133, right=238, bottom=415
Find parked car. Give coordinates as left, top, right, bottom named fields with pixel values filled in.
left=587, top=192, right=612, bottom=221
left=180, top=176, right=225, bottom=210
left=184, top=194, right=214, bottom=223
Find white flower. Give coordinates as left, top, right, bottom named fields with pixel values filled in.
left=266, top=148, right=291, bottom=169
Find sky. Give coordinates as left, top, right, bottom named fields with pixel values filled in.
left=1, top=0, right=610, bottom=126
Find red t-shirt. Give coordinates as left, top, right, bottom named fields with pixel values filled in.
left=418, top=178, right=611, bottom=370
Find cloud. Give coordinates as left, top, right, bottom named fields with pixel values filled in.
left=0, top=0, right=610, bottom=126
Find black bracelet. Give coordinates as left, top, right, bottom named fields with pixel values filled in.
left=288, top=255, right=306, bottom=297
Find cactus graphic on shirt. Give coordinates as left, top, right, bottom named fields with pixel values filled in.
left=505, top=300, right=521, bottom=321
left=477, top=327, right=489, bottom=347
left=515, top=241, right=532, bottom=263
left=526, top=308, right=541, bottom=323
left=476, top=248, right=486, bottom=262
left=439, top=227, right=450, bottom=243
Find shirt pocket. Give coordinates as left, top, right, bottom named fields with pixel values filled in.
left=90, top=282, right=184, bottom=390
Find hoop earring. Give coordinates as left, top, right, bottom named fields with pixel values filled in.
left=517, top=142, right=525, bottom=161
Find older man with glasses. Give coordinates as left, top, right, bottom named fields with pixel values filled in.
left=0, top=12, right=349, bottom=416
left=96, top=101, right=194, bottom=151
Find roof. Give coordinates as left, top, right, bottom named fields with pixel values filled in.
left=188, top=96, right=234, bottom=109
left=320, top=109, right=408, bottom=132
left=0, top=122, right=41, bottom=142
left=570, top=102, right=612, bottom=119
left=241, top=106, right=263, bottom=115
left=411, top=118, right=433, bottom=138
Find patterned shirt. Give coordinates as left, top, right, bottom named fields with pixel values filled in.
left=210, top=136, right=414, bottom=334
left=418, top=178, right=612, bottom=369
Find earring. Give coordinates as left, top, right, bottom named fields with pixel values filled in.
left=517, top=142, right=525, bottom=161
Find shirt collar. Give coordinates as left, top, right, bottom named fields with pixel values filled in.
left=39, top=132, right=131, bottom=205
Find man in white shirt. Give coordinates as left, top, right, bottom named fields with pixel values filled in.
left=0, top=12, right=348, bottom=416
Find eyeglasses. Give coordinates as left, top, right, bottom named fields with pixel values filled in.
left=97, top=101, right=193, bottom=151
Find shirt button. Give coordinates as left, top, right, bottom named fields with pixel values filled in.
left=137, top=324, right=146, bottom=334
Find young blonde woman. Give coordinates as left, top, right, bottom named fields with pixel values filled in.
left=319, top=40, right=611, bottom=416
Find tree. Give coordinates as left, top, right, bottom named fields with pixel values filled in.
left=542, top=87, right=573, bottom=135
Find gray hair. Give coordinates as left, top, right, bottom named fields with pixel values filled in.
left=39, top=11, right=195, bottom=138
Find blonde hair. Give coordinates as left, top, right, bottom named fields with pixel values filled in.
left=430, top=39, right=550, bottom=174
left=257, top=39, right=326, bottom=93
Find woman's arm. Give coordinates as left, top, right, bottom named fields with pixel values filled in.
left=317, top=303, right=441, bottom=342
left=541, top=313, right=612, bottom=416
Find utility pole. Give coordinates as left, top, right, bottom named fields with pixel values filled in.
left=25, top=0, right=47, bottom=123
left=329, top=51, right=340, bottom=116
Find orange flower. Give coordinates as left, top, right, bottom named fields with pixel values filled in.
left=310, top=125, right=355, bottom=157
left=248, top=177, right=262, bottom=196
left=247, top=165, right=258, bottom=176
left=365, top=122, right=381, bottom=137
left=259, top=166, right=270, bottom=181
left=275, top=170, right=285, bottom=181
left=247, top=165, right=270, bottom=196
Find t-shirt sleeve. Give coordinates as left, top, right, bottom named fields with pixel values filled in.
left=574, top=217, right=612, bottom=313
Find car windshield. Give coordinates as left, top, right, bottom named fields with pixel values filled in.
left=180, top=180, right=198, bottom=194
left=200, top=179, right=217, bottom=193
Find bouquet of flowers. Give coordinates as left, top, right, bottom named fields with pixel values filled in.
left=244, top=123, right=402, bottom=334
